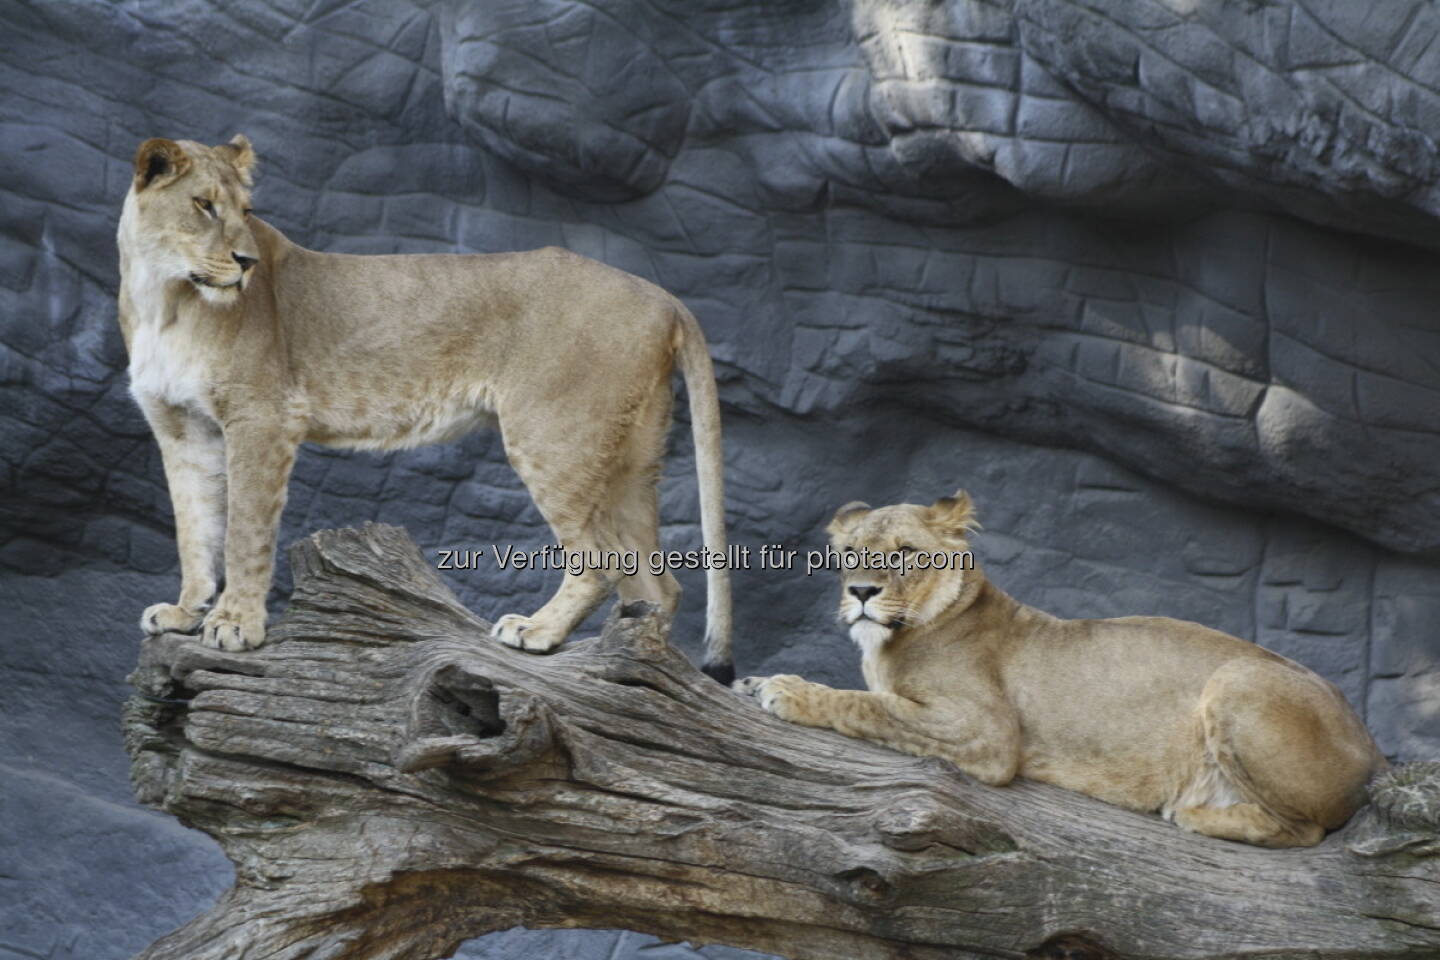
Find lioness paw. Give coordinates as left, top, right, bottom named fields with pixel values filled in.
left=141, top=603, right=204, bottom=636
left=201, top=603, right=267, bottom=651
left=491, top=614, right=565, bottom=653
left=732, top=676, right=767, bottom=697
left=734, top=674, right=808, bottom=721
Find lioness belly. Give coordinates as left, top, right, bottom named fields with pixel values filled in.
left=305, top=389, right=499, bottom=450
left=1020, top=746, right=1192, bottom=813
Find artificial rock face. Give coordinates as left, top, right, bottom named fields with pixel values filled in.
left=2, top=1, right=1438, bottom=958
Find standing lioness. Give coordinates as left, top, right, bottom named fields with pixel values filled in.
left=117, top=134, right=732, bottom=681
left=736, top=492, right=1385, bottom=847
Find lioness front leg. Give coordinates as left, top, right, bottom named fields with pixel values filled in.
left=140, top=401, right=226, bottom=636
left=735, top=675, right=1020, bottom=785
left=202, top=420, right=298, bottom=651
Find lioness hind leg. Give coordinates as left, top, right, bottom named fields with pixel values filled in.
left=492, top=568, right=610, bottom=652
left=1172, top=803, right=1323, bottom=848
left=607, top=478, right=680, bottom=615
left=487, top=487, right=612, bottom=652
left=492, top=425, right=628, bottom=654
left=494, top=354, right=678, bottom=653
left=605, top=389, right=680, bottom=618
left=1193, top=658, right=1378, bottom=845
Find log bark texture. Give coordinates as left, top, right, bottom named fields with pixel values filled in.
left=124, top=525, right=1440, bottom=960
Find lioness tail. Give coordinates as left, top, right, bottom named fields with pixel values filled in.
left=673, top=302, right=733, bottom=684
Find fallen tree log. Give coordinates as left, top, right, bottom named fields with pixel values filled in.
left=124, top=524, right=1440, bottom=960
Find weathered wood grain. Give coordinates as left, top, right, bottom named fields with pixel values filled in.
left=125, top=524, right=1440, bottom=960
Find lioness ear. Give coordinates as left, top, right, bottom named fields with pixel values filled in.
left=133, top=138, right=190, bottom=191
left=826, top=500, right=871, bottom=536
left=928, top=489, right=979, bottom=538
left=220, top=134, right=256, bottom=185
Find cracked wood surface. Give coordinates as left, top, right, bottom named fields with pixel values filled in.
left=125, top=524, right=1440, bottom=960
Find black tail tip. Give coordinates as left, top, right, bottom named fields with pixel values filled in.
left=701, top=660, right=735, bottom=686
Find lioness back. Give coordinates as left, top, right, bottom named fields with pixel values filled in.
left=260, top=232, right=681, bottom=451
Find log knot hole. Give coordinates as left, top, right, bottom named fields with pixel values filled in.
left=873, top=793, right=1017, bottom=855
left=617, top=600, right=653, bottom=620
left=393, top=658, right=565, bottom=775
left=1025, top=931, right=1116, bottom=960
left=835, top=866, right=894, bottom=905
left=421, top=664, right=505, bottom=740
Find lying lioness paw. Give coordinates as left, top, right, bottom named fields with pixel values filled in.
left=735, top=491, right=1386, bottom=848
left=117, top=135, right=732, bottom=681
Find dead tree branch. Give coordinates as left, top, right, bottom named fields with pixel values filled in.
left=124, top=524, right=1440, bottom=960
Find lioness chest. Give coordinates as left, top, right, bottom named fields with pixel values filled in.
left=125, top=288, right=217, bottom=415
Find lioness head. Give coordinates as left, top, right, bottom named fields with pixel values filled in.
left=826, top=491, right=979, bottom=649
left=123, top=135, right=259, bottom=304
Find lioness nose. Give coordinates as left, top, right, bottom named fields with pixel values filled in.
left=233, top=252, right=258, bottom=272
left=849, top=585, right=881, bottom=602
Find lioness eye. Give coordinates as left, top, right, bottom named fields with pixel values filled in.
left=898, top=544, right=915, bottom=554
left=194, top=198, right=214, bottom=215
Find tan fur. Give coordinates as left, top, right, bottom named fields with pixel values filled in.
left=736, top=491, right=1385, bottom=848
left=117, top=135, right=732, bottom=674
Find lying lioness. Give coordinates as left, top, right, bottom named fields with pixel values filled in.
left=736, top=491, right=1385, bottom=847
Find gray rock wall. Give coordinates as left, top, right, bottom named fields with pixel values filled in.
left=2, top=1, right=1437, bottom=957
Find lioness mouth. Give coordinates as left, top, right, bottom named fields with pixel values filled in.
left=189, top=273, right=242, bottom=290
